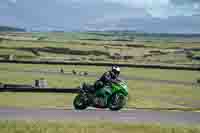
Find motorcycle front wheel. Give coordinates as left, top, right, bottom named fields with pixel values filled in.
left=108, top=93, right=126, bottom=111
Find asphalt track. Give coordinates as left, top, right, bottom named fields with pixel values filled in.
left=0, top=107, right=200, bottom=125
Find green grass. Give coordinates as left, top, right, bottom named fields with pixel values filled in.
left=0, top=32, right=200, bottom=109
left=0, top=93, right=75, bottom=108
left=0, top=63, right=200, bottom=109
left=192, top=51, right=200, bottom=57
left=0, top=121, right=199, bottom=133
left=0, top=39, right=112, bottom=61
left=1, top=37, right=200, bottom=65
left=0, top=48, right=36, bottom=60
left=123, top=67, right=199, bottom=82
left=0, top=63, right=198, bottom=82
left=128, top=81, right=200, bottom=108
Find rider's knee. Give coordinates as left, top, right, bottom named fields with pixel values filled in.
left=94, top=81, right=104, bottom=89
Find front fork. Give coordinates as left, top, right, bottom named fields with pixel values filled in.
left=94, top=93, right=110, bottom=107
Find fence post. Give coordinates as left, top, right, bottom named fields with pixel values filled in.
left=8, top=54, right=15, bottom=61
left=35, top=78, right=48, bottom=88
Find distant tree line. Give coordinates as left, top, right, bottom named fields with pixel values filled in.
left=0, top=26, right=25, bottom=32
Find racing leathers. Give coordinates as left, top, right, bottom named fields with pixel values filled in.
left=94, top=71, right=119, bottom=90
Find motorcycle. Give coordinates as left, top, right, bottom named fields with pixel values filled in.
left=73, top=79, right=128, bottom=111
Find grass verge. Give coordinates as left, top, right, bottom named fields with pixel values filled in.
left=0, top=63, right=199, bottom=82
left=0, top=81, right=200, bottom=109
left=0, top=64, right=200, bottom=109
left=0, top=121, right=199, bottom=133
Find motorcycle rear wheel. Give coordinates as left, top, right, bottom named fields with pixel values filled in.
left=73, top=94, right=88, bottom=110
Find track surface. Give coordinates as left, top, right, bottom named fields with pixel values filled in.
left=0, top=107, right=200, bottom=125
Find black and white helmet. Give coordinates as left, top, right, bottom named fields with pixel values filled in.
left=111, top=65, right=120, bottom=75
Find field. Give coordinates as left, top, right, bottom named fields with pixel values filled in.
left=0, top=32, right=200, bottom=133
left=0, top=63, right=200, bottom=109
left=0, top=121, right=199, bottom=133
left=0, top=32, right=200, bottom=109
left=1, top=32, right=200, bottom=66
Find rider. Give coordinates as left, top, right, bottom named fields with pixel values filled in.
left=94, top=65, right=121, bottom=91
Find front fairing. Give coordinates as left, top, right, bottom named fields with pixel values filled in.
left=111, top=81, right=128, bottom=96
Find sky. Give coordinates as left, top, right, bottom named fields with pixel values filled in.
left=0, top=0, right=200, bottom=33
left=104, top=0, right=200, bottom=17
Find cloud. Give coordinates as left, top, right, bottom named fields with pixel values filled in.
left=171, top=0, right=200, bottom=5
left=9, top=0, right=17, bottom=3
left=103, top=0, right=200, bottom=18
left=3, top=0, right=200, bottom=18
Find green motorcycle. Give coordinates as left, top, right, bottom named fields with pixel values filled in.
left=73, top=80, right=128, bottom=111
